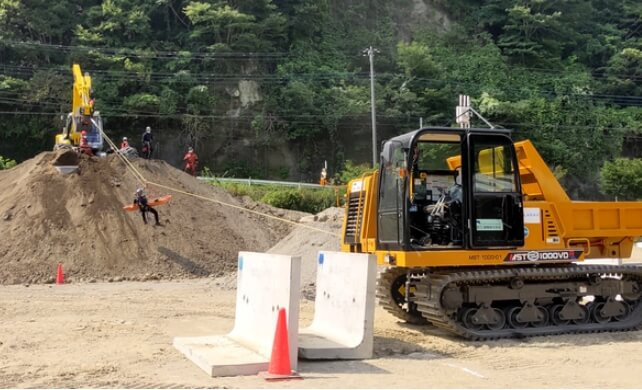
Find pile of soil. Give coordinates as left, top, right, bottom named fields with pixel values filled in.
left=0, top=151, right=303, bottom=284
left=211, top=207, right=344, bottom=293
left=268, top=207, right=344, bottom=297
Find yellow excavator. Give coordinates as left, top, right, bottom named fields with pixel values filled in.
left=341, top=126, right=642, bottom=339
left=54, top=64, right=104, bottom=153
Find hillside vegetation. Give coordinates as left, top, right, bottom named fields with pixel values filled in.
left=0, top=0, right=640, bottom=198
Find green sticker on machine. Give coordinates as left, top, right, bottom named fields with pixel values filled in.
left=476, top=219, right=503, bottom=231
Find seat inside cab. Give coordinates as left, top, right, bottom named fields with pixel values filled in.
left=408, top=132, right=464, bottom=248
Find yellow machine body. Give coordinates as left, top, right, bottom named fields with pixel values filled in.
left=341, top=135, right=642, bottom=267
left=54, top=64, right=103, bottom=150
left=343, top=127, right=642, bottom=339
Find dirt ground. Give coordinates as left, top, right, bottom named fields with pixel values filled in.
left=1, top=279, right=641, bottom=389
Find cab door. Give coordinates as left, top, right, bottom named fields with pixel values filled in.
left=377, top=140, right=407, bottom=249
left=467, top=134, right=524, bottom=247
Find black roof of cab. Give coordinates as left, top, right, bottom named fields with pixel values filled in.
left=386, top=127, right=513, bottom=150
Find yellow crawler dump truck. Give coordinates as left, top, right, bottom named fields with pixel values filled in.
left=342, top=126, right=642, bottom=339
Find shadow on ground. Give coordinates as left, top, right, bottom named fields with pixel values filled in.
left=158, top=247, right=210, bottom=276
left=298, top=359, right=388, bottom=375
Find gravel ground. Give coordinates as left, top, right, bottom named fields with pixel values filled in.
left=1, top=279, right=641, bottom=388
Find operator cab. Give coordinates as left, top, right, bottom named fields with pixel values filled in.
left=64, top=112, right=104, bottom=152
left=377, top=127, right=524, bottom=251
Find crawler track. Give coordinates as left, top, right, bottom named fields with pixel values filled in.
left=379, top=265, right=642, bottom=340
left=377, top=267, right=428, bottom=325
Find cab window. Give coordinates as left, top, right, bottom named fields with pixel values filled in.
left=472, top=143, right=517, bottom=193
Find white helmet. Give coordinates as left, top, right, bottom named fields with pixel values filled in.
left=145, top=126, right=151, bottom=133
left=123, top=137, right=128, bottom=141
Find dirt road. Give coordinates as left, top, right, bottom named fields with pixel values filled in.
left=1, top=279, right=641, bottom=388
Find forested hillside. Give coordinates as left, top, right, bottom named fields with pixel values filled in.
left=0, top=0, right=640, bottom=198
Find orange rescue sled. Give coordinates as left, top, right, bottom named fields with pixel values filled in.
left=123, top=194, right=172, bottom=212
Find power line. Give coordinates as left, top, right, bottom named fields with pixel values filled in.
left=1, top=96, right=641, bottom=125
left=1, top=109, right=640, bottom=137
left=2, top=40, right=293, bottom=59
left=5, top=39, right=642, bottom=81
left=2, top=64, right=641, bottom=105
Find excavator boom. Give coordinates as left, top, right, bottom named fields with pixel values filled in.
left=54, top=64, right=103, bottom=152
left=71, top=64, right=93, bottom=117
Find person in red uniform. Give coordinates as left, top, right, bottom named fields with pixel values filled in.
left=183, top=147, right=199, bottom=176
left=121, top=137, right=129, bottom=149
left=79, top=130, right=93, bottom=156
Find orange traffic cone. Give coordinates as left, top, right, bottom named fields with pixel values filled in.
left=56, top=263, right=65, bottom=285
left=259, top=308, right=301, bottom=381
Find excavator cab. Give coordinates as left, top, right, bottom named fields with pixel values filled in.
left=377, top=127, right=524, bottom=251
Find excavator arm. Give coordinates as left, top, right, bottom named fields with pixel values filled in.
left=54, top=64, right=102, bottom=151
left=71, top=64, right=93, bottom=117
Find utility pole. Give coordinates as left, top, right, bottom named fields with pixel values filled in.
left=364, top=46, right=378, bottom=168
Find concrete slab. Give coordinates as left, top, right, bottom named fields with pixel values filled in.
left=54, top=165, right=79, bottom=174
left=299, top=251, right=377, bottom=360
left=173, top=335, right=267, bottom=377
left=173, top=252, right=301, bottom=377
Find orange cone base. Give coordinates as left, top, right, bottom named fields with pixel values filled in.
left=258, top=370, right=303, bottom=381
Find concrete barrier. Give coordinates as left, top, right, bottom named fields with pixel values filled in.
left=173, top=252, right=301, bottom=376
left=298, top=251, right=377, bottom=360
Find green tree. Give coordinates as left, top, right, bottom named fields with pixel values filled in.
left=600, top=158, right=642, bottom=200
left=0, top=0, right=641, bottom=194
left=335, top=160, right=375, bottom=184
left=0, top=155, right=16, bottom=169
left=603, top=47, right=642, bottom=97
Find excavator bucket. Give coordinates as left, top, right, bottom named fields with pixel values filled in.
left=52, top=149, right=79, bottom=175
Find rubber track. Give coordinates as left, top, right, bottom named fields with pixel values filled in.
left=382, top=265, right=642, bottom=341
left=376, top=267, right=428, bottom=325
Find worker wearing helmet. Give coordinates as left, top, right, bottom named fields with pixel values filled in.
left=183, top=146, right=199, bottom=176
left=141, top=126, right=153, bottom=159
left=121, top=137, right=129, bottom=149
left=133, top=188, right=160, bottom=226
left=79, top=130, right=93, bottom=156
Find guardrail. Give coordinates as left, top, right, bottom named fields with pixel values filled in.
left=197, top=176, right=341, bottom=189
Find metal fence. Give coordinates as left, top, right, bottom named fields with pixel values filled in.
left=197, top=176, right=341, bottom=189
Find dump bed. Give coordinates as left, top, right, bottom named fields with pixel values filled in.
left=515, top=140, right=642, bottom=258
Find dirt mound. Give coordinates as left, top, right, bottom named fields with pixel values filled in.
left=0, top=151, right=300, bottom=284
left=268, top=207, right=343, bottom=297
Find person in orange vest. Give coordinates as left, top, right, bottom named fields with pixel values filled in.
left=183, top=147, right=199, bottom=176
left=79, top=130, right=93, bottom=156
left=120, top=137, right=129, bottom=149
left=320, top=167, right=328, bottom=186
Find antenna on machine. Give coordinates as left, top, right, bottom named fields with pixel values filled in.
left=455, top=94, right=496, bottom=129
